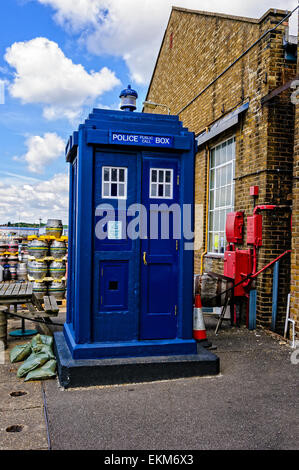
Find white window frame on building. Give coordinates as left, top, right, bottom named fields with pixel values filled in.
left=102, top=166, right=128, bottom=200
left=208, top=137, right=236, bottom=255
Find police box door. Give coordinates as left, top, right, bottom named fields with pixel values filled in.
left=140, top=156, right=180, bottom=340
left=93, top=150, right=139, bottom=343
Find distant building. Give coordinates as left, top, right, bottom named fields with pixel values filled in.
left=0, top=226, right=40, bottom=238
left=0, top=224, right=68, bottom=239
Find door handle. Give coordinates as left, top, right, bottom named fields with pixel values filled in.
left=143, top=252, right=147, bottom=266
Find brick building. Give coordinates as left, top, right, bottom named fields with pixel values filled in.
left=144, top=7, right=298, bottom=335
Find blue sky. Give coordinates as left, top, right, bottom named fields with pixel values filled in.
left=0, top=0, right=297, bottom=224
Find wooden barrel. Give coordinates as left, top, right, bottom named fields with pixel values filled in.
left=8, top=239, right=18, bottom=254
left=48, top=280, right=65, bottom=300
left=28, top=239, right=48, bottom=259
left=27, top=260, right=48, bottom=280
left=0, top=240, right=7, bottom=254
left=17, top=262, right=27, bottom=281
left=49, top=239, right=67, bottom=259
left=10, top=266, right=17, bottom=281
left=32, top=281, right=47, bottom=300
left=0, top=307, right=8, bottom=350
left=46, top=219, right=63, bottom=239
left=0, top=255, right=7, bottom=266
left=8, top=254, right=18, bottom=266
left=49, top=260, right=66, bottom=280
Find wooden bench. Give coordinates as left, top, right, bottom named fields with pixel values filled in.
left=0, top=282, right=61, bottom=338
left=27, top=295, right=60, bottom=336
left=43, top=296, right=59, bottom=316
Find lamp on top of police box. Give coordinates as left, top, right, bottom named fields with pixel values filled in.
left=120, top=85, right=138, bottom=112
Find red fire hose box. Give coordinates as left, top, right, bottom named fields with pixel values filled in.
left=247, top=214, right=263, bottom=247
left=224, top=249, right=253, bottom=297
left=226, top=212, right=244, bottom=244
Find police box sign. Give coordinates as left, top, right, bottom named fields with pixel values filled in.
left=110, top=132, right=173, bottom=148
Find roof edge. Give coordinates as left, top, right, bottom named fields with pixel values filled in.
left=171, top=6, right=290, bottom=24
left=143, top=8, right=175, bottom=107
left=144, top=7, right=291, bottom=106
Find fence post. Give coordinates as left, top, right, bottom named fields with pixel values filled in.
left=249, top=289, right=257, bottom=330
left=271, top=261, right=280, bottom=332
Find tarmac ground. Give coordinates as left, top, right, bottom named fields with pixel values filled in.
left=0, top=310, right=298, bottom=450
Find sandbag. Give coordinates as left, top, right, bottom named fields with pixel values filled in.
left=25, top=360, right=57, bottom=382
left=31, top=343, right=55, bottom=359
left=17, top=352, right=52, bottom=378
left=10, top=343, right=31, bottom=363
left=31, top=334, right=53, bottom=349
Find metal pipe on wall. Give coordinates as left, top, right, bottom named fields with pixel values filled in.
left=200, top=146, right=210, bottom=275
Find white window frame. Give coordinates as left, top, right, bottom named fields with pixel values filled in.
left=102, top=166, right=127, bottom=200
left=149, top=168, right=174, bottom=199
left=208, top=137, right=236, bottom=255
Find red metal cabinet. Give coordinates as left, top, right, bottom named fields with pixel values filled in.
left=226, top=212, right=244, bottom=244
left=247, top=214, right=262, bottom=246
left=224, top=249, right=252, bottom=297
left=250, top=186, right=259, bottom=196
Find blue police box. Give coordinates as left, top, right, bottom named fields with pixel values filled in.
left=63, top=92, right=198, bottom=361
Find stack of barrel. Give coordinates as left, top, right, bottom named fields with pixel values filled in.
left=27, top=219, right=67, bottom=302
left=20, top=237, right=29, bottom=264
left=0, top=237, right=28, bottom=282
left=0, top=239, right=8, bottom=281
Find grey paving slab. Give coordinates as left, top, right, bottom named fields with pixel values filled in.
left=0, top=319, right=51, bottom=450
left=0, top=363, right=20, bottom=384
left=0, top=407, right=48, bottom=450
left=0, top=381, right=43, bottom=412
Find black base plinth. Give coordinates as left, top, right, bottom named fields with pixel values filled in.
left=54, top=332, right=220, bottom=389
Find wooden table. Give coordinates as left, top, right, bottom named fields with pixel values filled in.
left=0, top=281, right=34, bottom=307
left=0, top=281, right=59, bottom=336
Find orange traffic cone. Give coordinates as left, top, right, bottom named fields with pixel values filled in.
left=193, top=294, right=207, bottom=341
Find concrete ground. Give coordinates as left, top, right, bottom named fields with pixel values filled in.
left=0, top=314, right=49, bottom=450
left=1, top=311, right=298, bottom=450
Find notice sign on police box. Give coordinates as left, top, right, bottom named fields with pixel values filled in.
left=107, top=221, right=123, bottom=240
left=110, top=132, right=173, bottom=148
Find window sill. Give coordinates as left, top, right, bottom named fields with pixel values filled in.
left=205, top=253, right=225, bottom=259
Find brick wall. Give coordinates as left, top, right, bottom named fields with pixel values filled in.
left=146, top=7, right=296, bottom=332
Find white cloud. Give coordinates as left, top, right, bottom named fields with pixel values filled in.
left=14, top=132, right=65, bottom=174
left=4, top=37, right=120, bottom=120
left=0, top=173, right=69, bottom=224
left=0, top=171, right=41, bottom=185
left=37, top=0, right=105, bottom=30
left=35, top=0, right=298, bottom=85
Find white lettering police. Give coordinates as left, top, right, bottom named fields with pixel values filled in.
left=113, top=133, right=138, bottom=143
left=112, top=133, right=171, bottom=146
